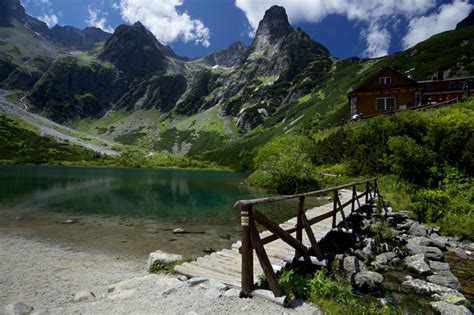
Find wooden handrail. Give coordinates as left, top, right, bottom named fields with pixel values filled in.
left=234, top=177, right=377, bottom=208
left=237, top=178, right=380, bottom=298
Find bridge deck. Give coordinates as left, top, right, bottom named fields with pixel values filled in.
left=174, top=189, right=355, bottom=289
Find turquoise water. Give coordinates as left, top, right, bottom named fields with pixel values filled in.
left=0, top=165, right=262, bottom=221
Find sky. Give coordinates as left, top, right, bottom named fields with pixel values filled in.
left=21, top=0, right=473, bottom=59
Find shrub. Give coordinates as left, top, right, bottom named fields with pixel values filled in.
left=387, top=136, right=436, bottom=185
left=412, top=189, right=450, bottom=222
left=248, top=135, right=319, bottom=194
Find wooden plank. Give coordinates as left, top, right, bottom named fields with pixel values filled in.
left=253, top=210, right=309, bottom=255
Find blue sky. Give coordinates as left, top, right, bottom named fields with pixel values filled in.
left=22, top=0, right=473, bottom=59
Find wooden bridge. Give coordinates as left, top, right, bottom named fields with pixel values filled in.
left=174, top=178, right=381, bottom=299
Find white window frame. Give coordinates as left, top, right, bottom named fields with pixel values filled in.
left=379, top=76, right=392, bottom=85
left=375, top=97, right=396, bottom=111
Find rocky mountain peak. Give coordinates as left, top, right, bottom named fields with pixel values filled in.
left=202, top=41, right=247, bottom=67
left=98, top=22, right=168, bottom=77
left=255, top=5, right=292, bottom=41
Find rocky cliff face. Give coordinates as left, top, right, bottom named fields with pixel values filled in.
left=202, top=42, right=247, bottom=68
left=48, top=25, right=111, bottom=50
left=98, top=22, right=168, bottom=78
left=29, top=57, right=125, bottom=122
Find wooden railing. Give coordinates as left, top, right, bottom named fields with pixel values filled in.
left=234, top=178, right=381, bottom=297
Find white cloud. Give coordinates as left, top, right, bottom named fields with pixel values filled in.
left=362, top=23, right=391, bottom=58
left=117, top=0, right=210, bottom=47
left=38, top=12, right=58, bottom=27
left=86, top=7, right=114, bottom=33
left=402, top=0, right=473, bottom=49
left=234, top=0, right=440, bottom=58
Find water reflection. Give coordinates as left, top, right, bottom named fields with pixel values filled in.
left=0, top=165, right=263, bottom=221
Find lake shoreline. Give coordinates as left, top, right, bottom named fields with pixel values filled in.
left=0, top=230, right=320, bottom=314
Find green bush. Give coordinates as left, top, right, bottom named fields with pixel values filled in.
left=247, top=135, right=319, bottom=194
left=387, top=136, right=436, bottom=185
left=412, top=189, right=450, bottom=222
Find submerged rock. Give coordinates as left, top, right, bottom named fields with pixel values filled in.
left=173, top=228, right=185, bottom=234
left=353, top=271, right=384, bottom=292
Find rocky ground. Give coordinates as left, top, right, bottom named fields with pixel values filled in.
left=327, top=206, right=474, bottom=315
left=0, top=231, right=319, bottom=315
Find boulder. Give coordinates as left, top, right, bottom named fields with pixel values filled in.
left=147, top=250, right=183, bottom=272
left=430, top=301, right=471, bottom=315
left=401, top=279, right=457, bottom=296
left=406, top=242, right=443, bottom=261
left=429, top=261, right=451, bottom=272
left=404, top=254, right=432, bottom=275
left=432, top=292, right=471, bottom=308
left=408, top=222, right=428, bottom=236
left=187, top=277, right=208, bottom=287
left=205, top=288, right=222, bottom=299
left=73, top=290, right=95, bottom=303
left=353, top=271, right=384, bottom=292
left=224, top=288, right=241, bottom=298
left=4, top=303, right=34, bottom=315
left=427, top=274, right=462, bottom=291
left=375, top=252, right=397, bottom=265
left=342, top=256, right=368, bottom=274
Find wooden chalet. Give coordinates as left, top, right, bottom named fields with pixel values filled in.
left=349, top=67, right=474, bottom=117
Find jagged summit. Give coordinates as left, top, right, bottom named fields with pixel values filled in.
left=98, top=21, right=169, bottom=77
left=255, top=5, right=293, bottom=42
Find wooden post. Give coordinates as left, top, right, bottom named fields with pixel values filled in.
left=295, top=196, right=305, bottom=257
left=240, top=205, right=253, bottom=297
left=374, top=178, right=379, bottom=199
left=365, top=181, right=369, bottom=204
left=332, top=190, right=338, bottom=228
left=249, top=220, right=283, bottom=297
left=351, top=185, right=356, bottom=213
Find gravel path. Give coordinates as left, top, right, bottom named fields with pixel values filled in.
left=0, top=232, right=321, bottom=314
left=0, top=89, right=119, bottom=156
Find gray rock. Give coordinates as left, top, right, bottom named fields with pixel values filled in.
left=73, top=290, right=95, bottom=303
left=224, top=288, right=241, bottom=298
left=353, top=271, right=384, bottom=292
left=209, top=279, right=228, bottom=291
left=449, top=247, right=469, bottom=259
left=430, top=301, right=471, bottom=315
left=161, top=285, right=181, bottom=296
left=147, top=250, right=183, bottom=272
left=187, top=277, right=208, bottom=287
left=205, top=287, right=222, bottom=299
left=432, top=292, right=471, bottom=308
left=401, top=279, right=457, bottom=295
left=406, top=242, right=443, bottom=261
left=429, top=261, right=451, bottom=272
left=427, top=274, right=462, bottom=291
left=397, top=221, right=414, bottom=231
left=177, top=275, right=188, bottom=281
left=62, top=219, right=78, bottom=224
left=343, top=256, right=368, bottom=274
left=375, top=252, right=397, bottom=265
left=173, top=228, right=185, bottom=234
left=429, top=236, right=448, bottom=250
left=404, top=254, right=432, bottom=275
left=408, top=222, right=428, bottom=236
left=5, top=303, right=34, bottom=315
left=398, top=210, right=414, bottom=218
left=361, top=238, right=382, bottom=258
